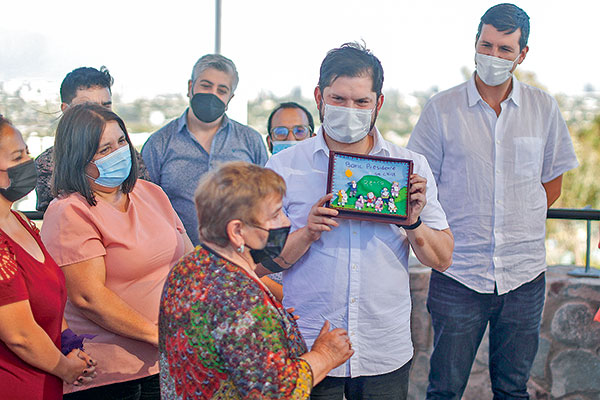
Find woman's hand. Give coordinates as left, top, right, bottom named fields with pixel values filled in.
left=310, top=320, right=354, bottom=369
left=62, top=349, right=97, bottom=385
left=300, top=320, right=353, bottom=385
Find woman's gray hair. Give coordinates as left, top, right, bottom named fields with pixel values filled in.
left=191, top=54, right=239, bottom=93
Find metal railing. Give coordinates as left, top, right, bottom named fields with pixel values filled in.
left=547, top=207, right=600, bottom=278
left=22, top=207, right=600, bottom=277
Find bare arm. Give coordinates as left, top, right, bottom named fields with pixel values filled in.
left=405, top=174, right=454, bottom=271
left=255, top=194, right=339, bottom=278
left=543, top=175, right=563, bottom=208
left=260, top=276, right=283, bottom=302
left=62, top=256, right=158, bottom=346
left=261, top=193, right=339, bottom=278
left=0, top=300, right=94, bottom=384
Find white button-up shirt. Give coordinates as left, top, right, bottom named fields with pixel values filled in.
left=407, top=75, right=578, bottom=295
left=266, top=127, right=448, bottom=377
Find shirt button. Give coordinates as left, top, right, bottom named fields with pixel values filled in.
left=496, top=170, right=500, bottom=174
left=352, top=264, right=358, bottom=271
left=352, top=231, right=357, bottom=235
left=351, top=297, right=356, bottom=303
left=351, top=331, right=356, bottom=336
left=496, top=140, right=501, bottom=144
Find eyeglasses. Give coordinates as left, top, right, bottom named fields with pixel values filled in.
left=270, top=125, right=312, bottom=140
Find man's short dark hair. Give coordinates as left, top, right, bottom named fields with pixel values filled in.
left=477, top=3, right=530, bottom=51
left=53, top=103, right=138, bottom=206
left=318, top=42, right=384, bottom=99
left=267, top=102, right=315, bottom=136
left=60, top=66, right=114, bottom=105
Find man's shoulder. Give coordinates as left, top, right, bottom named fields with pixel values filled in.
left=427, top=80, right=469, bottom=105
left=152, top=117, right=181, bottom=137
left=517, top=81, right=557, bottom=106
left=142, top=116, right=183, bottom=153
left=227, top=118, right=262, bottom=138
left=383, top=140, right=428, bottom=165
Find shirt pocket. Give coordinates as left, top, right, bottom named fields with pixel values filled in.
left=514, top=137, right=543, bottom=178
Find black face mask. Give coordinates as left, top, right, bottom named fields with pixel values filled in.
left=249, top=225, right=291, bottom=264
left=191, top=93, right=227, bottom=123
left=0, top=159, right=38, bottom=202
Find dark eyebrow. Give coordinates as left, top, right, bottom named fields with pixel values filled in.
left=102, top=101, right=112, bottom=107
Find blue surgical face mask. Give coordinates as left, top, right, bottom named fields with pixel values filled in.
left=271, top=141, right=299, bottom=154
left=89, top=145, right=132, bottom=188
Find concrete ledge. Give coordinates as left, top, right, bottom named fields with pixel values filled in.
left=408, top=265, right=600, bottom=400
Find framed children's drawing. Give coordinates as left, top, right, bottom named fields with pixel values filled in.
left=326, top=151, right=413, bottom=225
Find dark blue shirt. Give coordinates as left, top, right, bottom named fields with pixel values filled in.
left=142, top=110, right=268, bottom=245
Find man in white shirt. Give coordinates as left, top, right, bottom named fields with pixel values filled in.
left=264, top=42, right=454, bottom=400
left=407, top=4, right=578, bottom=399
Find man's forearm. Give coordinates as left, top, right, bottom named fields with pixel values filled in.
left=256, top=227, right=315, bottom=278
left=407, top=226, right=454, bottom=271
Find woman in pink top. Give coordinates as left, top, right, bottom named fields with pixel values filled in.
left=41, top=104, right=193, bottom=399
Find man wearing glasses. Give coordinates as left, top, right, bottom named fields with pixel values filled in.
left=266, top=102, right=315, bottom=155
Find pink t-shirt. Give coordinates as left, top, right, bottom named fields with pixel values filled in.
left=40, top=180, right=185, bottom=393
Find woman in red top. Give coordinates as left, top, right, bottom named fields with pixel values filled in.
left=0, top=116, right=96, bottom=400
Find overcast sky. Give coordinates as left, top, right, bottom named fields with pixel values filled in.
left=2, top=0, right=598, bottom=106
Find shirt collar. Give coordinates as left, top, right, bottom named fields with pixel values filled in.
left=467, top=73, right=521, bottom=108
left=178, top=109, right=231, bottom=134
left=311, top=126, right=389, bottom=162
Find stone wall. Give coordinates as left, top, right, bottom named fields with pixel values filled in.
left=408, top=265, right=600, bottom=400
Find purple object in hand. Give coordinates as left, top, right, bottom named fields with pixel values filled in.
left=61, top=328, right=96, bottom=355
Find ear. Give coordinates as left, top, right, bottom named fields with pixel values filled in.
left=187, top=79, right=193, bottom=99
left=226, top=219, right=245, bottom=249
left=376, top=94, right=384, bottom=113
left=266, top=135, right=273, bottom=153
left=314, top=86, right=323, bottom=109
left=84, top=162, right=99, bottom=179
left=518, top=45, right=529, bottom=64
left=61, top=103, right=69, bottom=112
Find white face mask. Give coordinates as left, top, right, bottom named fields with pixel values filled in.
left=475, top=52, right=520, bottom=86
left=322, top=103, right=373, bottom=143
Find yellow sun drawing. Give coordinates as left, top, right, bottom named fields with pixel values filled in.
left=345, top=169, right=353, bottom=178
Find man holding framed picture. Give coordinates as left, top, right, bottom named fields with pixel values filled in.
left=262, top=42, right=454, bottom=400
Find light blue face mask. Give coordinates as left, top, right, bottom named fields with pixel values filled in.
left=271, top=140, right=299, bottom=154
left=90, top=145, right=132, bottom=187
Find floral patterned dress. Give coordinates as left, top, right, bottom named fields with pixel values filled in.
left=159, top=246, right=313, bottom=399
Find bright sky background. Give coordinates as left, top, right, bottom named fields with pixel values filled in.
left=1, top=0, right=598, bottom=117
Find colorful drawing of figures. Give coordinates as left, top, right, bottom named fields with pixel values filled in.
left=366, top=192, right=376, bottom=208
left=388, top=198, right=397, bottom=214
left=391, top=181, right=400, bottom=198
left=347, top=180, right=358, bottom=197
left=381, top=187, right=390, bottom=201
left=374, top=197, right=384, bottom=212
left=355, top=195, right=365, bottom=210
left=337, top=189, right=348, bottom=206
